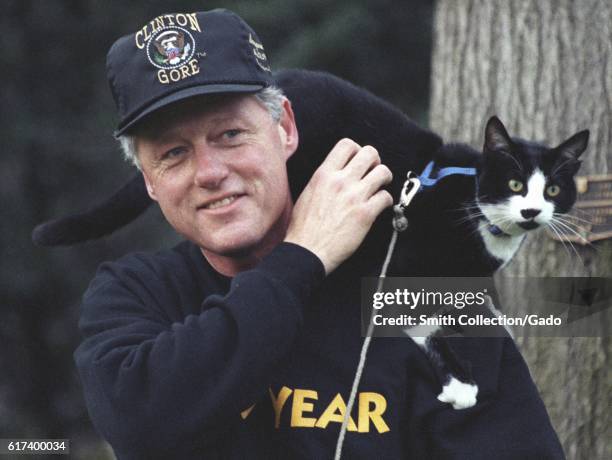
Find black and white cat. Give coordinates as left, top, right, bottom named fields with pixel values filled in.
left=279, top=70, right=587, bottom=410
left=385, top=115, right=588, bottom=409
left=32, top=69, right=589, bottom=410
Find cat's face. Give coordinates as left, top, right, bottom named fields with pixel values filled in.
left=476, top=117, right=589, bottom=236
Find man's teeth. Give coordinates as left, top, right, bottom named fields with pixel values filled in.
left=205, top=195, right=238, bottom=210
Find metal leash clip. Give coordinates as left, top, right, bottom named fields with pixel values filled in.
left=392, top=172, right=421, bottom=232
left=399, top=172, right=421, bottom=209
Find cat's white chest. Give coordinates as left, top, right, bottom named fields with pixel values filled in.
left=478, top=225, right=525, bottom=266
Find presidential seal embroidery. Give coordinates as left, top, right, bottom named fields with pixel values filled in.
left=146, top=27, right=196, bottom=70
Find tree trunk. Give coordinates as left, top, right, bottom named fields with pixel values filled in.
left=429, top=1, right=611, bottom=458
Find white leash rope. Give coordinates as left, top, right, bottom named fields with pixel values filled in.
left=334, top=174, right=420, bottom=460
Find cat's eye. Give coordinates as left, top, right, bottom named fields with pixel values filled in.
left=546, top=185, right=561, bottom=197
left=508, top=179, right=523, bottom=192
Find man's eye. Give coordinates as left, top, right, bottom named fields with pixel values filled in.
left=162, top=147, right=186, bottom=160
left=224, top=129, right=242, bottom=139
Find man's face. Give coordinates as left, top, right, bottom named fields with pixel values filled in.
left=136, top=93, right=298, bottom=262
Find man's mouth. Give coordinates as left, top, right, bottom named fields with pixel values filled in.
left=201, top=194, right=242, bottom=210
left=518, top=220, right=540, bottom=230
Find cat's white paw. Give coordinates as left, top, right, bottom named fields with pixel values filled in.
left=437, top=377, right=478, bottom=409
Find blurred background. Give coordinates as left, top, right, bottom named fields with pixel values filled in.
left=2, top=1, right=433, bottom=458
left=3, top=1, right=610, bottom=459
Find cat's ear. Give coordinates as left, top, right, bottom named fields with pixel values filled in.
left=484, top=116, right=512, bottom=153
left=556, top=130, right=589, bottom=159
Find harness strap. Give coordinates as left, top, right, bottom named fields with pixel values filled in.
left=420, top=161, right=508, bottom=237
left=418, top=160, right=477, bottom=190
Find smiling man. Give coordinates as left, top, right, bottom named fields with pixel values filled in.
left=74, top=8, right=565, bottom=460
left=133, top=93, right=299, bottom=275
left=74, top=9, right=397, bottom=459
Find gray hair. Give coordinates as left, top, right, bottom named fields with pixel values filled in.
left=118, top=85, right=285, bottom=169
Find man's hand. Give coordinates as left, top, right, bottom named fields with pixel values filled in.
left=285, top=138, right=393, bottom=274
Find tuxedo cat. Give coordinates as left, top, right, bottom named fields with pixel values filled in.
left=384, top=116, right=588, bottom=408
left=32, top=69, right=589, bottom=410
left=280, top=71, right=586, bottom=411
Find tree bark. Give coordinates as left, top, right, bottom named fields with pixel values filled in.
left=429, top=1, right=611, bottom=458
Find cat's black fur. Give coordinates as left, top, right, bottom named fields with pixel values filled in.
left=33, top=69, right=589, bottom=409
left=32, top=69, right=441, bottom=247
left=33, top=69, right=587, bottom=276
left=282, top=69, right=588, bottom=280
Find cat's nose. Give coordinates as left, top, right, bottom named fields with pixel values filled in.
left=521, top=208, right=541, bottom=219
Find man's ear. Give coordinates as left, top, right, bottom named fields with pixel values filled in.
left=141, top=171, right=159, bottom=202
left=278, top=97, right=299, bottom=160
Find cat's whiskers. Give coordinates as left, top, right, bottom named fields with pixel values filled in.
left=547, top=221, right=574, bottom=260
left=550, top=214, right=590, bottom=237
left=452, top=200, right=489, bottom=226
left=548, top=219, right=592, bottom=266
left=548, top=220, right=586, bottom=265
left=458, top=206, right=483, bottom=213
left=552, top=217, right=595, bottom=243
left=459, top=199, right=482, bottom=209
left=487, top=212, right=515, bottom=227
left=472, top=214, right=514, bottom=236
left=549, top=216, right=597, bottom=253
left=551, top=214, right=599, bottom=252
left=454, top=208, right=485, bottom=225
left=455, top=214, right=482, bottom=226
left=553, top=212, right=591, bottom=225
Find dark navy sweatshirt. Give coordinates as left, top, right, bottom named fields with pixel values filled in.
left=74, top=241, right=564, bottom=459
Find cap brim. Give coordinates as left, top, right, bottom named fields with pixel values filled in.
left=114, top=83, right=266, bottom=137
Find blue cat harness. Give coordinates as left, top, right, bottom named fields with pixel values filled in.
left=416, top=161, right=507, bottom=236
left=417, top=160, right=476, bottom=190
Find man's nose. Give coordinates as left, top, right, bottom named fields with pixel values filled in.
left=193, top=146, right=229, bottom=189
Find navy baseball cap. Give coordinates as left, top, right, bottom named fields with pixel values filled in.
left=107, top=9, right=274, bottom=137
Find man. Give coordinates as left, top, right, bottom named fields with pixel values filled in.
left=75, top=9, right=564, bottom=459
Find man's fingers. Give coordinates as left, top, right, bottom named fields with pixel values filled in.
left=321, top=138, right=362, bottom=170
left=344, top=145, right=381, bottom=179
left=361, top=164, right=393, bottom=197
left=286, top=139, right=393, bottom=275
left=367, top=189, right=394, bottom=216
